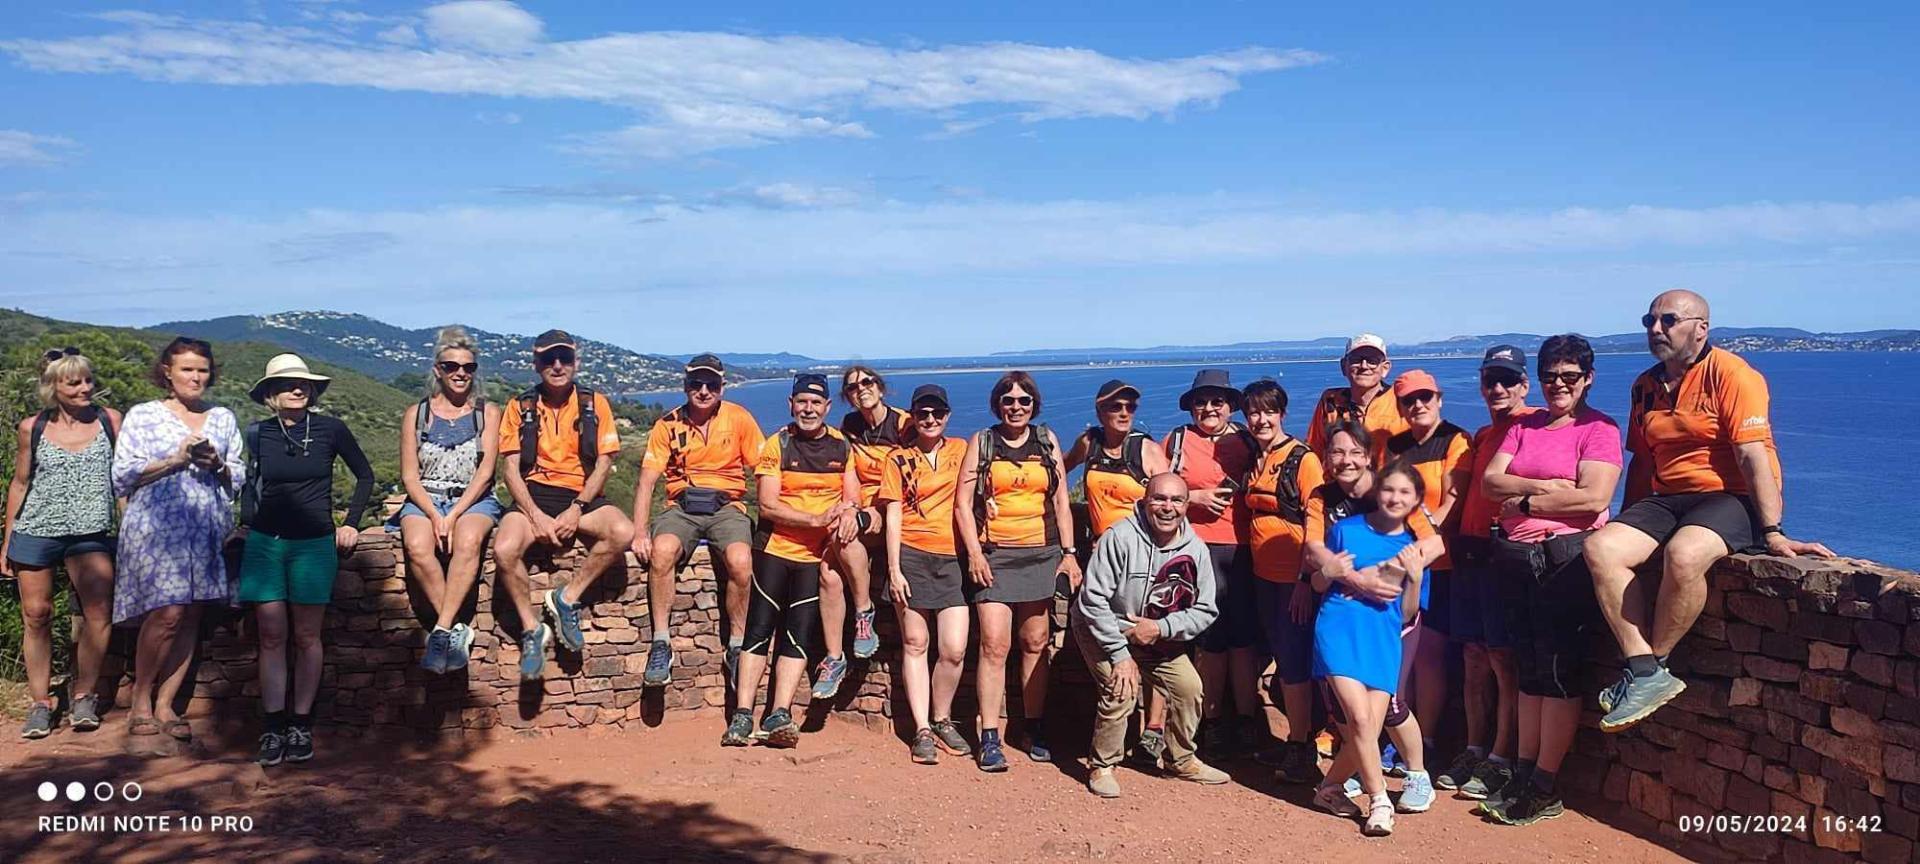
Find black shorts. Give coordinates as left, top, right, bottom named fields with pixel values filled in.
left=1614, top=492, right=1760, bottom=554
left=521, top=481, right=613, bottom=519
left=1199, top=543, right=1260, bottom=653
left=1448, top=537, right=1510, bottom=649
left=1492, top=531, right=1599, bottom=699
left=1422, top=568, right=1453, bottom=635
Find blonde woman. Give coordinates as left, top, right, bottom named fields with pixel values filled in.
left=3, top=348, right=122, bottom=739
left=237, top=354, right=375, bottom=767
left=392, top=328, right=504, bottom=675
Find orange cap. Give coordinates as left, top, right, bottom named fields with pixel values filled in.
left=1392, top=370, right=1440, bottom=398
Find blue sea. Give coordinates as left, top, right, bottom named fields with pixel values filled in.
left=639, top=352, right=1919, bottom=570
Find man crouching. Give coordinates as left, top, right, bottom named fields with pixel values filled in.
left=1071, top=473, right=1231, bottom=797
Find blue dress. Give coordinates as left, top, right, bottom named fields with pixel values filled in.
left=1312, top=514, right=1423, bottom=695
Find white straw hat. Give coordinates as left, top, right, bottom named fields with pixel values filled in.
left=249, top=353, right=331, bottom=404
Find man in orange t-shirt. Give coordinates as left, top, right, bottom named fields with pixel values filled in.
left=1306, top=333, right=1410, bottom=456
left=1586, top=290, right=1833, bottom=733
left=492, top=330, right=635, bottom=681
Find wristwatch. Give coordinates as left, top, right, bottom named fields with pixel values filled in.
left=571, top=498, right=591, bottom=509
left=1761, top=524, right=1784, bottom=537
left=1061, top=545, right=1077, bottom=556
left=1518, top=495, right=1533, bottom=516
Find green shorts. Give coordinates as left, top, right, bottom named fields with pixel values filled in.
left=237, top=532, right=339, bottom=605
left=651, top=505, right=753, bottom=559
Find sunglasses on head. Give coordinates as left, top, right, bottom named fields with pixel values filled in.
left=685, top=378, right=722, bottom=393
left=1642, top=312, right=1704, bottom=331
left=1541, top=370, right=1588, bottom=387
left=913, top=407, right=950, bottom=420
left=999, top=394, right=1034, bottom=408
left=1480, top=371, right=1524, bottom=389
left=1399, top=391, right=1437, bottom=407
left=1099, top=399, right=1137, bottom=414
left=436, top=361, right=478, bottom=375
left=43, top=346, right=81, bottom=363
left=536, top=348, right=576, bottom=367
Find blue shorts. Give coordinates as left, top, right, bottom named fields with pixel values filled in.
left=387, top=493, right=505, bottom=529
left=1254, top=578, right=1316, bottom=685
left=6, top=532, right=115, bottom=569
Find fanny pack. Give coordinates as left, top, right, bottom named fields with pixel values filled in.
left=675, top=487, right=731, bottom=516
left=1492, top=530, right=1592, bottom=585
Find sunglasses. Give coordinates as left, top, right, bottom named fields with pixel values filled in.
left=999, top=395, right=1034, bottom=408
left=1194, top=397, right=1231, bottom=409
left=1541, top=370, right=1588, bottom=387
left=685, top=378, right=722, bottom=393
left=536, top=349, right=576, bottom=367
left=269, top=380, right=309, bottom=394
left=1399, top=391, right=1438, bottom=407
left=1346, top=354, right=1386, bottom=368
left=1642, top=312, right=1705, bottom=331
left=1480, top=372, right=1524, bottom=389
left=847, top=376, right=880, bottom=391
left=913, top=407, right=950, bottom=420
left=436, top=361, right=479, bottom=375
left=1099, top=399, right=1138, bottom=414
left=43, top=346, right=81, bottom=363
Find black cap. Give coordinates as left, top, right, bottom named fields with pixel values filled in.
left=792, top=373, right=830, bottom=399
left=910, top=384, right=950, bottom=409
left=685, top=353, right=726, bottom=379
left=1480, top=345, right=1528, bottom=377
left=1094, top=379, right=1140, bottom=404
left=533, top=329, right=576, bottom=352
left=1178, top=368, right=1243, bottom=412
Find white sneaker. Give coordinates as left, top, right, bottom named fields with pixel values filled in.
left=1313, top=783, right=1363, bottom=818
left=1363, top=798, right=1395, bottom=837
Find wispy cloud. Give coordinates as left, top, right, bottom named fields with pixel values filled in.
left=1, top=2, right=1321, bottom=159
left=0, top=130, right=79, bottom=167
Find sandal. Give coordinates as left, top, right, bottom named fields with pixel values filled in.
left=161, top=719, right=193, bottom=741
left=127, top=717, right=161, bottom=737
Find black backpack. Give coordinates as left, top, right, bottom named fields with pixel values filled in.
left=1264, top=437, right=1310, bottom=525
left=415, top=396, right=485, bottom=452
left=972, top=424, right=1060, bottom=545
left=1079, top=427, right=1149, bottom=499
left=13, top=409, right=118, bottom=521
left=516, top=385, right=599, bottom=477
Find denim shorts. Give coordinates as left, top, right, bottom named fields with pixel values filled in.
left=5, top=532, right=115, bottom=569
left=387, top=493, right=505, bottom=528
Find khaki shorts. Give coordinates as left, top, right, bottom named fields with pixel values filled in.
left=651, top=504, right=754, bottom=564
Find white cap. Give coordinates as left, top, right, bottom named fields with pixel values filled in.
left=1344, top=333, right=1388, bottom=357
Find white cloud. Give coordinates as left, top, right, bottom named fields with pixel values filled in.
left=0, top=130, right=79, bottom=167
left=2, top=6, right=1320, bottom=158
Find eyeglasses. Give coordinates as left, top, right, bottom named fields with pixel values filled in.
left=685, top=378, right=721, bottom=393
left=436, top=361, right=478, bottom=375
left=1398, top=391, right=1438, bottom=407
left=1642, top=312, right=1705, bottom=331
left=1480, top=372, right=1524, bottom=390
left=999, top=395, right=1034, bottom=408
left=1099, top=399, right=1137, bottom=414
left=847, top=376, right=879, bottom=391
left=1541, top=371, right=1588, bottom=387
left=913, top=407, right=950, bottom=420
left=43, top=346, right=80, bottom=363
left=536, top=348, right=576, bottom=367
left=1346, top=354, right=1386, bottom=368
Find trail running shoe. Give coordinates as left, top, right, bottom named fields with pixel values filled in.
left=20, top=704, right=52, bottom=739
left=811, top=655, right=849, bottom=699
left=1363, top=798, right=1395, bottom=837
left=761, top=709, right=800, bottom=749
left=910, top=728, right=940, bottom=764
left=544, top=587, right=585, bottom=653
left=720, top=711, right=754, bottom=747
left=978, top=731, right=1009, bottom=773
left=1276, top=741, right=1324, bottom=785
left=284, top=726, right=314, bottom=763
left=1435, top=749, right=1482, bottom=791
left=1199, top=719, right=1231, bottom=760
left=1489, top=783, right=1565, bottom=826
left=1314, top=782, right=1363, bottom=818
left=1600, top=667, right=1687, bottom=732
left=1025, top=724, right=1052, bottom=763
left=1343, top=775, right=1363, bottom=797
left=519, top=624, right=549, bottom=681
left=852, top=606, right=879, bottom=659
left=257, top=730, right=286, bottom=766
left=930, top=719, right=971, bottom=756
left=449, top=623, right=475, bottom=670
left=1130, top=727, right=1167, bottom=769
left=1382, top=742, right=1407, bottom=778
left=69, top=694, right=101, bottom=731
left=1459, top=760, right=1513, bottom=801
left=1473, top=763, right=1534, bottom=816
left=421, top=627, right=454, bottom=674
left=643, top=640, right=674, bottom=687
left=1397, top=770, right=1435, bottom=813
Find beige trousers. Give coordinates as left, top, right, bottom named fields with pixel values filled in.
left=1088, top=652, right=1203, bottom=770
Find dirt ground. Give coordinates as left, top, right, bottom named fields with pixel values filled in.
left=0, top=712, right=1693, bottom=864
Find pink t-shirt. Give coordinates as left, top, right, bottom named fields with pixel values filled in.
left=1496, top=406, right=1623, bottom=543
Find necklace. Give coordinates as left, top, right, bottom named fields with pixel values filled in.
left=279, top=413, right=313, bottom=457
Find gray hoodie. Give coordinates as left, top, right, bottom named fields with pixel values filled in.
left=1070, top=506, right=1219, bottom=666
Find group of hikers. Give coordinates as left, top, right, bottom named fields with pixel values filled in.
left=3, top=288, right=1833, bottom=837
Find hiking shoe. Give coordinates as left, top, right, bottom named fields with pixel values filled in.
left=761, top=709, right=800, bottom=749
left=421, top=627, right=454, bottom=674
left=910, top=728, right=940, bottom=764
left=69, top=695, right=101, bottom=732
left=643, top=640, right=674, bottom=686
left=1088, top=767, right=1122, bottom=798
left=978, top=731, right=1009, bottom=773
left=1600, top=667, right=1687, bottom=732
left=1314, top=782, right=1363, bottom=818
left=1490, top=783, right=1565, bottom=826
left=1233, top=714, right=1268, bottom=754
left=1025, top=725, right=1052, bottom=763
left=449, top=623, right=475, bottom=670
left=1398, top=770, right=1435, bottom=813
left=284, top=726, right=314, bottom=763
left=1459, top=760, right=1513, bottom=801
left=1435, top=749, right=1482, bottom=791
left=518, top=625, right=549, bottom=681
left=1363, top=798, right=1396, bottom=837
left=1199, top=719, right=1231, bottom=760
left=1382, top=742, right=1407, bottom=778
left=1130, top=727, right=1167, bottom=769
left=1276, top=741, right=1324, bottom=785
left=544, top=587, right=585, bottom=653
left=1169, top=757, right=1230, bottom=785
left=20, top=704, right=53, bottom=739
left=929, top=719, right=971, bottom=756
left=1598, top=669, right=1629, bottom=714
left=257, top=731, right=286, bottom=766
left=852, top=606, right=879, bottom=659
left=811, top=655, right=849, bottom=700
left=720, top=711, right=754, bottom=747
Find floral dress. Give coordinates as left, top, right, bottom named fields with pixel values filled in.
left=110, top=401, right=246, bottom=625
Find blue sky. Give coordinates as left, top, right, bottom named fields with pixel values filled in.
left=2, top=1, right=1918, bottom=357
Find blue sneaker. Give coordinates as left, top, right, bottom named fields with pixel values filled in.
left=1343, top=774, right=1362, bottom=797
left=1025, top=724, right=1052, bottom=763
left=978, top=730, right=1009, bottom=773
left=518, top=624, right=549, bottom=681
left=720, top=710, right=754, bottom=747
left=544, top=587, right=585, bottom=653
left=761, top=708, right=800, bottom=748
left=1600, top=667, right=1687, bottom=732
left=852, top=606, right=879, bottom=659
left=811, top=654, right=849, bottom=699
left=1382, top=742, right=1407, bottom=778
left=1398, top=770, right=1435, bottom=813
left=643, top=640, right=674, bottom=687
left=448, top=623, right=475, bottom=671
left=420, top=627, right=453, bottom=674
left=1598, top=669, right=1631, bottom=714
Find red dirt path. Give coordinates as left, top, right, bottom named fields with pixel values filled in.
left=1, top=714, right=1691, bottom=863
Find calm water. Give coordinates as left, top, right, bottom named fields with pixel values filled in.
left=641, top=352, right=1919, bottom=569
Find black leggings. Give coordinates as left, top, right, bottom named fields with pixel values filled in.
left=744, top=550, right=822, bottom=661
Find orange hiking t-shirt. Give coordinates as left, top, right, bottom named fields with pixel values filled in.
left=497, top=388, right=621, bottom=492
left=979, top=429, right=1058, bottom=549
left=1081, top=430, right=1151, bottom=540
left=754, top=426, right=851, bottom=564
left=1245, top=437, right=1325, bottom=583
left=1627, top=346, right=1781, bottom=498
left=878, top=438, right=968, bottom=556
left=1165, top=424, right=1255, bottom=546
left=642, top=401, right=765, bottom=505
left=1457, top=408, right=1542, bottom=540
left=1380, top=421, right=1471, bottom=570
left=842, top=406, right=911, bottom=507
left=1306, top=385, right=1410, bottom=457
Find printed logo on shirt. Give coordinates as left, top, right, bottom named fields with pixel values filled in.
left=1138, top=553, right=1199, bottom=660
left=1741, top=416, right=1768, bottom=430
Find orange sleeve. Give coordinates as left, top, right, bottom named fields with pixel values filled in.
left=878, top=454, right=904, bottom=503
left=753, top=433, right=783, bottom=479
left=641, top=421, right=671, bottom=471
left=1446, top=432, right=1471, bottom=476
left=739, top=408, right=767, bottom=467
left=1408, top=507, right=1436, bottom=540
left=498, top=401, right=523, bottom=454
left=1306, top=397, right=1330, bottom=453
left=593, top=394, right=621, bottom=456
left=1298, top=452, right=1325, bottom=506
left=1721, top=364, right=1773, bottom=445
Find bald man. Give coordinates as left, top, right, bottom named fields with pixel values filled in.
left=1070, top=473, right=1229, bottom=797
left=1584, top=289, right=1832, bottom=733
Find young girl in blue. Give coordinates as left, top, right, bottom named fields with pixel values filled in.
left=1311, top=460, right=1430, bottom=837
